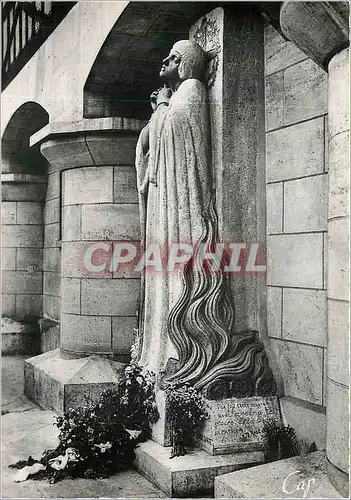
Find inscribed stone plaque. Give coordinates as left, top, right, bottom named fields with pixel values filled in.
left=199, top=396, right=281, bottom=455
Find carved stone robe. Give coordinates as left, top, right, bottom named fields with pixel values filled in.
left=135, top=78, right=212, bottom=377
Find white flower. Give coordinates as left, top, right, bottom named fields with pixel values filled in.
left=14, top=464, right=46, bottom=482
left=48, top=454, right=69, bottom=471
left=48, top=447, right=80, bottom=470
left=94, top=442, right=112, bottom=453
left=125, top=429, right=142, bottom=439
left=66, top=448, right=80, bottom=462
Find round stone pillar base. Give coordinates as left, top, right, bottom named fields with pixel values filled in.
left=326, top=458, right=349, bottom=498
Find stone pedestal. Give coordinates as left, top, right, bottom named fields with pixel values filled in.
left=151, top=393, right=282, bottom=455
left=24, top=118, right=144, bottom=411
left=199, top=396, right=281, bottom=455
left=135, top=440, right=264, bottom=498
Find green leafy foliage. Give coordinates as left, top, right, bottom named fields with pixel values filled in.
left=165, top=383, right=208, bottom=458
left=9, top=364, right=159, bottom=483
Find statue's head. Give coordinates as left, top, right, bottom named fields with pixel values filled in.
left=159, top=40, right=207, bottom=83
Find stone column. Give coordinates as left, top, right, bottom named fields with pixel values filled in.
left=24, top=118, right=144, bottom=412
left=280, top=2, right=349, bottom=495
left=326, top=46, right=349, bottom=497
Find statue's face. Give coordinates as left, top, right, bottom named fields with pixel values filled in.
left=159, top=49, right=181, bottom=81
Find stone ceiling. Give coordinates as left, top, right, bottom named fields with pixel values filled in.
left=84, top=2, right=282, bottom=119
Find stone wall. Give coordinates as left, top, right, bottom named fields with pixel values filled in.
left=2, top=175, right=46, bottom=322
left=264, top=25, right=328, bottom=449
left=60, top=162, right=139, bottom=359
left=43, top=168, right=61, bottom=322
left=1, top=2, right=128, bottom=134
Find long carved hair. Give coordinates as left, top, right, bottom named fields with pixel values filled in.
left=163, top=191, right=277, bottom=400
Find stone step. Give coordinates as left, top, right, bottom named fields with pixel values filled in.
left=134, top=439, right=264, bottom=497
left=215, top=451, right=341, bottom=498
left=2, top=317, right=40, bottom=355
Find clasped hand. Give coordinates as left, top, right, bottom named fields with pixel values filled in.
left=150, top=86, right=171, bottom=111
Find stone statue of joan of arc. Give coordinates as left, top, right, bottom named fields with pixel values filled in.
left=135, top=40, right=212, bottom=378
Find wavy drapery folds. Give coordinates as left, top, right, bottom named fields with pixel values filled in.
left=163, top=190, right=277, bottom=400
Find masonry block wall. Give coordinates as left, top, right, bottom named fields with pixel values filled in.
left=60, top=162, right=140, bottom=359
left=39, top=126, right=142, bottom=360
left=264, top=25, right=328, bottom=449
left=43, top=168, right=61, bottom=322
left=2, top=176, right=46, bottom=322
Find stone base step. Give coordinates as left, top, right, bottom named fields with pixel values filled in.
left=2, top=317, right=40, bottom=355
left=24, top=349, right=126, bottom=413
left=134, top=439, right=264, bottom=497
left=215, top=451, right=342, bottom=498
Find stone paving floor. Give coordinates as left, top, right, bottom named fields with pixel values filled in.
left=215, top=451, right=342, bottom=498
left=1, top=355, right=167, bottom=499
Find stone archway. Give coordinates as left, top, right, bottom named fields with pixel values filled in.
left=2, top=101, right=49, bottom=175
left=82, top=1, right=285, bottom=122
left=2, top=102, right=49, bottom=353
left=83, top=2, right=218, bottom=120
